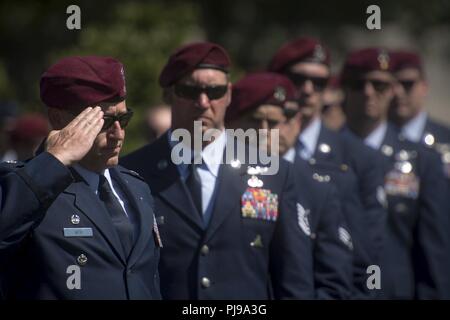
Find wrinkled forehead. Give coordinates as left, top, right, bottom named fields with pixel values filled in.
left=179, top=68, right=228, bottom=85
left=65, top=100, right=127, bottom=117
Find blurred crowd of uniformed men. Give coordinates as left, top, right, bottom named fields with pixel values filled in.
left=0, top=36, right=450, bottom=300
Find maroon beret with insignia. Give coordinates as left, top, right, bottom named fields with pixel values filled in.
left=390, top=50, right=423, bottom=72
left=226, top=72, right=297, bottom=122
left=268, top=37, right=330, bottom=73
left=341, top=47, right=392, bottom=82
left=40, top=56, right=126, bottom=109
left=159, top=42, right=231, bottom=88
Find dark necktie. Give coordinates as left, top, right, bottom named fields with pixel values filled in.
left=98, top=175, right=134, bottom=256
left=185, top=163, right=203, bottom=217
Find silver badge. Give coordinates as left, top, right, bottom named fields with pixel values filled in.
left=318, top=143, right=331, bottom=154
left=230, top=159, right=241, bottom=169
left=381, top=145, right=393, bottom=157
left=424, top=133, right=435, bottom=146
left=77, top=254, right=88, bottom=266
left=297, top=203, right=311, bottom=236
left=247, top=166, right=268, bottom=175
left=273, top=86, right=286, bottom=102
left=312, top=173, right=330, bottom=183
left=71, top=214, right=80, bottom=225
left=248, top=175, right=264, bottom=188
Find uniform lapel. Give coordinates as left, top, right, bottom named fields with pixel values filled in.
left=204, top=143, right=248, bottom=242
left=63, top=172, right=127, bottom=265
left=110, top=167, right=154, bottom=267
left=379, top=124, right=399, bottom=173
left=140, top=134, right=204, bottom=231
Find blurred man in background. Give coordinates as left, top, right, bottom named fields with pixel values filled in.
left=7, top=113, right=49, bottom=161
left=322, top=75, right=346, bottom=131
left=226, top=71, right=353, bottom=299
left=341, top=47, right=450, bottom=299
left=268, top=37, right=387, bottom=298
left=388, top=50, right=450, bottom=178
left=0, top=101, right=18, bottom=162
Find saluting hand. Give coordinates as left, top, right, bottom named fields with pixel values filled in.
left=46, top=107, right=104, bottom=166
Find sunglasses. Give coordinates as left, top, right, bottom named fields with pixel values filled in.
left=174, top=83, right=228, bottom=100
left=346, top=79, right=392, bottom=93
left=396, top=80, right=418, bottom=93
left=102, top=109, right=134, bottom=131
left=286, top=72, right=329, bottom=92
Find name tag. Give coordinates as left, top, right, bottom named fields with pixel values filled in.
left=63, top=228, right=93, bottom=238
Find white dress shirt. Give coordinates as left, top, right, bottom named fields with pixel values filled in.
left=401, top=111, right=427, bottom=143
left=169, top=130, right=226, bottom=225
left=73, top=164, right=131, bottom=219
left=298, top=116, right=322, bottom=160
left=364, top=121, right=388, bottom=150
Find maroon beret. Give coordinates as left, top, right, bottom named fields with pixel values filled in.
left=159, top=42, right=231, bottom=88
left=390, top=50, right=423, bottom=72
left=226, top=72, right=297, bottom=122
left=341, top=47, right=392, bottom=82
left=10, top=114, right=49, bottom=142
left=40, top=56, right=126, bottom=109
left=268, top=37, right=330, bottom=73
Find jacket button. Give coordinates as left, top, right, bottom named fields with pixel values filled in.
left=201, top=277, right=211, bottom=288
left=200, top=245, right=209, bottom=256
left=77, top=254, right=88, bottom=266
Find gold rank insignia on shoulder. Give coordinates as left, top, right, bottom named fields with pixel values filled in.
left=241, top=188, right=278, bottom=222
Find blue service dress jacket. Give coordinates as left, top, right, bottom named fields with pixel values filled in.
left=376, top=125, right=450, bottom=299
left=0, top=152, right=161, bottom=299
left=121, top=133, right=314, bottom=300
left=293, top=158, right=353, bottom=299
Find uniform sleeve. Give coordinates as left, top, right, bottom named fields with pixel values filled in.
left=0, top=152, right=73, bottom=250
left=414, top=148, right=450, bottom=299
left=313, top=184, right=353, bottom=299
left=269, top=163, right=314, bottom=299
